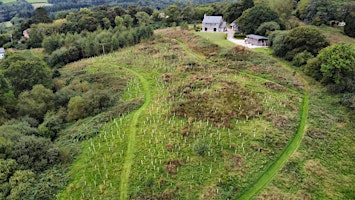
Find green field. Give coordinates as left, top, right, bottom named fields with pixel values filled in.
left=54, top=28, right=354, bottom=199
left=0, top=0, right=47, bottom=3
left=56, top=29, right=309, bottom=199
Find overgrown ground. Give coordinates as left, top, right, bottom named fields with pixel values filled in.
left=58, top=28, right=353, bottom=199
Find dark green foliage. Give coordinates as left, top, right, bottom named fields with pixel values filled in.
left=292, top=51, right=314, bottom=67
left=344, top=12, right=355, bottom=38
left=268, top=30, right=288, bottom=57
left=7, top=170, right=35, bottom=199
left=66, top=96, right=89, bottom=121
left=32, top=7, right=52, bottom=24
left=256, top=21, right=280, bottom=36
left=305, top=0, right=342, bottom=25
left=42, top=34, right=63, bottom=54
left=304, top=57, right=323, bottom=81
left=17, top=85, right=55, bottom=121
left=55, top=87, right=77, bottom=107
left=236, top=6, right=281, bottom=34
left=163, top=5, right=181, bottom=23
left=223, top=3, right=244, bottom=23
left=46, top=26, right=153, bottom=67
left=0, top=34, right=11, bottom=47
left=1, top=53, right=53, bottom=95
left=0, top=120, right=39, bottom=137
left=306, top=43, right=355, bottom=93
left=10, top=136, right=60, bottom=171
left=0, top=159, right=18, bottom=185
left=0, top=0, right=33, bottom=23
left=38, top=111, right=65, bottom=140
left=83, top=89, right=114, bottom=115
left=0, top=73, right=15, bottom=124
left=270, top=26, right=329, bottom=61
left=29, top=167, right=68, bottom=200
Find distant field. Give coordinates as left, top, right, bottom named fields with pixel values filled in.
left=0, top=0, right=48, bottom=3
left=32, top=3, right=52, bottom=9
left=0, top=21, right=13, bottom=27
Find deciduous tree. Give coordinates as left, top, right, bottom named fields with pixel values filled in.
left=237, top=6, right=281, bottom=34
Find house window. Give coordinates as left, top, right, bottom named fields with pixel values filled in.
left=214, top=28, right=216, bottom=32
left=205, top=27, right=207, bottom=31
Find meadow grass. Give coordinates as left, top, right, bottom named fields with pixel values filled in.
left=58, top=30, right=304, bottom=199
left=195, top=31, right=236, bottom=48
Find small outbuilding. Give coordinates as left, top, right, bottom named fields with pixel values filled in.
left=202, top=15, right=227, bottom=32
left=245, top=34, right=268, bottom=46
left=0, top=48, right=5, bottom=59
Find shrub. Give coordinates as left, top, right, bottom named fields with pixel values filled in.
left=292, top=51, right=314, bottom=67
left=256, top=21, right=280, bottom=36
left=66, top=96, right=89, bottom=121
left=17, top=85, right=55, bottom=121
left=344, top=12, right=355, bottom=38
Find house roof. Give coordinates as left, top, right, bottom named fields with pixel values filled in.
left=0, top=48, right=5, bottom=53
left=220, top=22, right=227, bottom=29
left=247, top=34, right=268, bottom=40
left=203, top=16, right=223, bottom=24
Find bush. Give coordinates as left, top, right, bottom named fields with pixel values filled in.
left=66, top=96, right=89, bottom=121
left=256, top=21, right=280, bottom=36
left=269, top=30, right=288, bottom=57
left=344, top=12, right=355, bottom=38
left=17, top=85, right=55, bottom=122
left=236, top=6, right=282, bottom=34
left=292, top=51, right=314, bottom=67
left=304, top=57, right=322, bottom=81
left=305, top=43, right=355, bottom=93
left=341, top=93, right=355, bottom=110
left=234, top=33, right=246, bottom=39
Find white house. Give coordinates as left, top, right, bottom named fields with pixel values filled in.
left=0, top=48, right=5, bottom=59
left=202, top=15, right=227, bottom=32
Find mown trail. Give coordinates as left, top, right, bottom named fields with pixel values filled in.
left=119, top=66, right=152, bottom=200
left=238, top=95, right=309, bottom=199
left=178, top=40, right=310, bottom=199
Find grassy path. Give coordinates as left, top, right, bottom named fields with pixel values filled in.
left=119, top=66, right=152, bottom=200
left=238, top=95, right=309, bottom=199
left=179, top=38, right=310, bottom=199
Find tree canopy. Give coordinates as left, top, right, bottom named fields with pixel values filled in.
left=306, top=43, right=355, bottom=93
left=236, top=5, right=281, bottom=34
left=344, top=12, right=355, bottom=38
left=270, top=26, right=329, bottom=61
left=1, top=53, right=53, bottom=95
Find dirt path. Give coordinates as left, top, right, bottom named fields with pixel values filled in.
left=119, top=67, right=152, bottom=200
left=179, top=40, right=310, bottom=199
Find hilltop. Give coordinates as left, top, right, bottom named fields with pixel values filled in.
left=55, top=28, right=353, bottom=199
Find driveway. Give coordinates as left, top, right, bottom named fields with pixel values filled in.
left=226, top=29, right=267, bottom=49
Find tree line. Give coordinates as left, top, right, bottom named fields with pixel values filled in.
left=0, top=4, right=155, bottom=199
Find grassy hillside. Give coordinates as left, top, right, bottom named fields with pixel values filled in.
left=57, top=28, right=309, bottom=199
left=56, top=28, right=353, bottom=199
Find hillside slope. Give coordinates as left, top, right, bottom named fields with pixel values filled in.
left=57, top=29, right=307, bottom=199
